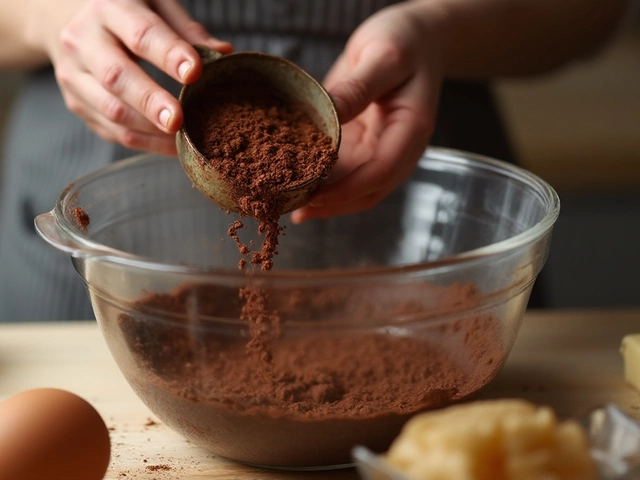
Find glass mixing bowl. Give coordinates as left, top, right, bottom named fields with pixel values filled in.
left=35, top=147, right=559, bottom=470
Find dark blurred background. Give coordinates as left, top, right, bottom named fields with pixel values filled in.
left=493, top=25, right=640, bottom=309
left=1, top=26, right=638, bottom=310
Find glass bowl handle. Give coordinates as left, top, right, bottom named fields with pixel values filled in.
left=34, top=210, right=110, bottom=259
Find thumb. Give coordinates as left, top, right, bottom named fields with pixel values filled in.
left=326, top=42, right=413, bottom=123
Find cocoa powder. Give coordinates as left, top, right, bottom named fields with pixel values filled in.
left=186, top=80, right=338, bottom=271
left=118, top=281, right=506, bottom=467
left=71, top=206, right=90, bottom=233
left=186, top=76, right=338, bottom=370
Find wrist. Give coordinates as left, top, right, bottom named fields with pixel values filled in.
left=399, top=0, right=454, bottom=77
left=23, top=0, right=64, bottom=65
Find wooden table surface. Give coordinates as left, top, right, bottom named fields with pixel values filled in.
left=1, top=309, right=639, bottom=479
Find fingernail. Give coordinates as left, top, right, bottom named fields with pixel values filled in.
left=222, top=42, right=234, bottom=53
left=178, top=61, right=192, bottom=81
left=210, top=39, right=233, bottom=53
left=159, top=109, right=172, bottom=130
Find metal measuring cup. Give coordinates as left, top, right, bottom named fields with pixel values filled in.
left=176, top=46, right=341, bottom=215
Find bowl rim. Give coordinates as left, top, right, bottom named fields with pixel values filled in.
left=48, top=147, right=560, bottom=283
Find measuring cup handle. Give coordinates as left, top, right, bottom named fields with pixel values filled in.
left=193, top=45, right=224, bottom=66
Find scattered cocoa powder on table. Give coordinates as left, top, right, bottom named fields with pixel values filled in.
left=146, top=464, right=172, bottom=472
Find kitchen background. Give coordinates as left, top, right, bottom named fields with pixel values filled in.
left=1, top=25, right=638, bottom=310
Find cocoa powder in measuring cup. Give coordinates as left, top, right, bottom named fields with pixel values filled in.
left=185, top=80, right=338, bottom=270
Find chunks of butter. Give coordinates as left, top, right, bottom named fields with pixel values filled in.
left=385, top=399, right=596, bottom=480
left=621, top=334, right=640, bottom=392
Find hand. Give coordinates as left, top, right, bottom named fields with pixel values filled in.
left=27, top=0, right=232, bottom=156
left=291, top=3, right=445, bottom=223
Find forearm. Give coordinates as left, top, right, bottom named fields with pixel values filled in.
left=410, top=0, right=629, bottom=78
left=0, top=1, right=52, bottom=70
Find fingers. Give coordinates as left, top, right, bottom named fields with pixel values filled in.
left=59, top=71, right=177, bottom=155
left=306, top=4, right=443, bottom=223
left=99, top=0, right=200, bottom=84
left=53, top=0, right=234, bottom=153
left=100, top=0, right=232, bottom=85
left=81, top=35, right=184, bottom=133
left=60, top=70, right=158, bottom=134
left=93, top=0, right=233, bottom=132
left=151, top=0, right=233, bottom=56
left=88, top=120, right=178, bottom=156
left=325, top=40, right=414, bottom=123
left=291, top=192, right=387, bottom=224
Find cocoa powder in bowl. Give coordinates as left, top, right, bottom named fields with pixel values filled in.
left=117, top=281, right=508, bottom=468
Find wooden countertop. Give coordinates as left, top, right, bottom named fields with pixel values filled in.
left=1, top=309, right=639, bottom=479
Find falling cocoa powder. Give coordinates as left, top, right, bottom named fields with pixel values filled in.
left=117, top=281, right=508, bottom=467
left=184, top=75, right=339, bottom=371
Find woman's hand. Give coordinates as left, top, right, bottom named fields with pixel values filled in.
left=26, top=0, right=232, bottom=156
left=291, top=3, right=446, bottom=223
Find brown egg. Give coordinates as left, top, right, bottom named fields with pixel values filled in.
left=0, top=388, right=111, bottom=480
